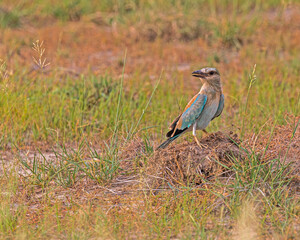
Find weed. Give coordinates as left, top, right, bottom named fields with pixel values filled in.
left=241, top=64, right=257, bottom=139
left=52, top=0, right=82, bottom=21
left=0, top=0, right=299, bottom=238
left=32, top=40, right=50, bottom=71
left=0, top=8, right=21, bottom=28
left=0, top=59, right=8, bottom=80
left=17, top=140, right=123, bottom=187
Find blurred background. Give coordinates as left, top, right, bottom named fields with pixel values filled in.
left=0, top=0, right=299, bottom=144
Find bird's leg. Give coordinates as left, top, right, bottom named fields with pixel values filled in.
left=193, top=124, right=207, bottom=149
left=202, top=129, right=208, bottom=136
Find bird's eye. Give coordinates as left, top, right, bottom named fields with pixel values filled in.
left=209, top=71, right=214, bottom=75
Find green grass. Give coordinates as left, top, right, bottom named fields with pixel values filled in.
left=0, top=70, right=176, bottom=146
left=0, top=0, right=299, bottom=239
left=2, top=0, right=289, bottom=19
left=1, top=0, right=298, bottom=44
left=0, top=60, right=297, bottom=238
left=0, top=8, right=21, bottom=28
left=1, top=136, right=299, bottom=239
left=17, top=139, right=123, bottom=188
left=0, top=60, right=298, bottom=147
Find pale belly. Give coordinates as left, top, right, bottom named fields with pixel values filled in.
left=196, top=102, right=218, bottom=130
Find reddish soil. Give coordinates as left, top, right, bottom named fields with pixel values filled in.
left=1, top=6, right=299, bottom=90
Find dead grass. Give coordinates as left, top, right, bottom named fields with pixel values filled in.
left=0, top=118, right=298, bottom=238
left=147, top=131, right=242, bottom=188
left=6, top=117, right=297, bottom=202
left=0, top=1, right=299, bottom=239
left=249, top=115, right=300, bottom=192
left=1, top=6, right=299, bottom=79
left=233, top=200, right=259, bottom=240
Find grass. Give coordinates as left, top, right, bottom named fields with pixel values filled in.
left=0, top=59, right=298, bottom=147
left=0, top=0, right=299, bottom=239
left=1, top=138, right=299, bottom=239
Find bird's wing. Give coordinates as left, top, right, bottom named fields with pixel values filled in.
left=168, top=114, right=182, bottom=130
left=211, top=94, right=224, bottom=120
left=166, top=93, right=207, bottom=137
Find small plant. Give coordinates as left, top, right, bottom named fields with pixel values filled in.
left=241, top=64, right=257, bottom=139
left=0, top=59, right=8, bottom=80
left=0, top=8, right=20, bottom=28
left=205, top=123, right=298, bottom=235
left=83, top=141, right=121, bottom=183
left=32, top=40, right=50, bottom=71
left=0, top=59, right=9, bottom=94
left=52, top=0, right=82, bottom=21
left=0, top=195, right=20, bottom=235
left=17, top=140, right=122, bottom=187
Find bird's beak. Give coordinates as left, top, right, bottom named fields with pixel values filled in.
left=192, top=70, right=206, bottom=78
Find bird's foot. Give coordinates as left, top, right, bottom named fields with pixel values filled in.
left=194, top=136, right=207, bottom=149
left=202, top=129, right=208, bottom=136
left=203, top=130, right=218, bottom=138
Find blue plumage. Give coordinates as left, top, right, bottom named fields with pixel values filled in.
left=157, top=67, right=224, bottom=150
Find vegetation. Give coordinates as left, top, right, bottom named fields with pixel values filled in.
left=0, top=0, right=299, bottom=239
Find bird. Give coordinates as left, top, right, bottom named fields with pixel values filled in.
left=157, top=67, right=224, bottom=150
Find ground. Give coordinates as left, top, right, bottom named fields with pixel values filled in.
left=0, top=1, right=299, bottom=239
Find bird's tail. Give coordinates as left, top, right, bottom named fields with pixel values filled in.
left=156, top=135, right=180, bottom=150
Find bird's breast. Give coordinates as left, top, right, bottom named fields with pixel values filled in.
left=196, top=98, right=219, bottom=130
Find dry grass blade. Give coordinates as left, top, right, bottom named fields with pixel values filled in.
left=32, top=40, right=50, bottom=70
left=147, top=132, right=242, bottom=189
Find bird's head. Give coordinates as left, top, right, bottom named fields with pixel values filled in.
left=192, top=67, right=221, bottom=87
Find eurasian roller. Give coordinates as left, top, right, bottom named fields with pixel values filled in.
left=157, top=67, right=224, bottom=149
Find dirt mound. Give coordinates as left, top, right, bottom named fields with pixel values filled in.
left=147, top=131, right=242, bottom=188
